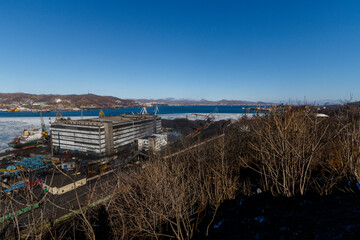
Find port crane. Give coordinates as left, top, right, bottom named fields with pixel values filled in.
left=140, top=107, right=148, bottom=115
left=154, top=106, right=159, bottom=115
left=99, top=109, right=105, bottom=118
left=39, top=107, right=48, bottom=137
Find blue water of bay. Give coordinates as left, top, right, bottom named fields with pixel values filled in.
left=0, top=105, right=257, bottom=118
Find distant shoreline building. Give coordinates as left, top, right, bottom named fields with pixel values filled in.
left=50, top=114, right=162, bottom=156
left=137, top=134, right=168, bottom=152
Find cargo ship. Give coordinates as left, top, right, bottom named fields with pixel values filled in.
left=8, top=129, right=44, bottom=150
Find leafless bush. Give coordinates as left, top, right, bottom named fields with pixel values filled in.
left=107, top=135, right=237, bottom=240
left=239, top=107, right=332, bottom=196
left=334, top=105, right=360, bottom=184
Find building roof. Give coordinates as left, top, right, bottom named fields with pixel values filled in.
left=44, top=171, right=86, bottom=188
left=54, top=114, right=160, bottom=126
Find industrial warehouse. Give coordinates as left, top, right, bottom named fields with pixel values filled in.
left=50, top=113, right=162, bottom=156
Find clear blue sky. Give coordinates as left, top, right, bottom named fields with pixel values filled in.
left=1, top=0, right=360, bottom=102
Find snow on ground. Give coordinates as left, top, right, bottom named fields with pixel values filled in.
left=0, top=113, right=250, bottom=153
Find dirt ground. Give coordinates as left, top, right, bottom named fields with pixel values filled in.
left=202, top=192, right=360, bottom=240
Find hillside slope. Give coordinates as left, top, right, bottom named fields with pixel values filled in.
left=0, top=93, right=133, bottom=107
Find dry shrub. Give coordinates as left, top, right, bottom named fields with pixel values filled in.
left=239, top=106, right=332, bottom=197
left=107, top=136, right=237, bottom=240
left=310, top=133, right=348, bottom=195
left=334, top=106, right=360, bottom=184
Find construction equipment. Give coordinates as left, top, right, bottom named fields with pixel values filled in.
left=40, top=107, right=46, bottom=136
left=100, top=164, right=110, bottom=172
left=42, top=157, right=59, bottom=164
left=186, top=113, right=214, bottom=138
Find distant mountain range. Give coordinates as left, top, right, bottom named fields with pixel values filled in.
left=274, top=99, right=343, bottom=106
left=0, top=93, right=271, bottom=107
left=1, top=93, right=345, bottom=109
left=0, top=93, right=133, bottom=108
left=133, top=98, right=269, bottom=105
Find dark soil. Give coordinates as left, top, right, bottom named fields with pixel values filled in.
left=51, top=192, right=360, bottom=240
left=202, top=193, right=360, bottom=240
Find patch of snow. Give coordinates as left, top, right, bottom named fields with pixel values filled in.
left=254, top=216, right=265, bottom=223
left=55, top=98, right=62, bottom=103
left=213, top=219, right=224, bottom=229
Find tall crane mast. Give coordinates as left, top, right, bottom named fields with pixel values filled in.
left=40, top=107, right=45, bottom=132
left=154, top=106, right=159, bottom=115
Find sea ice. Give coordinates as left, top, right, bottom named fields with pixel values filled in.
left=0, top=116, right=90, bottom=153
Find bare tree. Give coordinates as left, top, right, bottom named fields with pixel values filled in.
left=105, top=134, right=237, bottom=240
